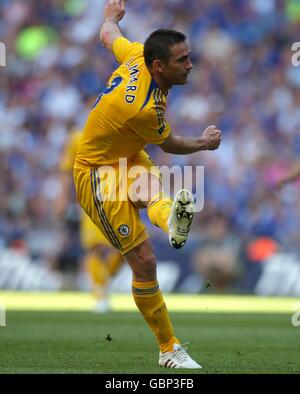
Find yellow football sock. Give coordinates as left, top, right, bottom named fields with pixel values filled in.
left=107, top=251, right=124, bottom=277
left=132, top=280, right=180, bottom=353
left=147, top=193, right=172, bottom=234
left=84, top=252, right=108, bottom=298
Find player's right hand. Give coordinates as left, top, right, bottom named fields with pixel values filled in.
left=202, top=125, right=222, bottom=150
left=104, top=0, right=126, bottom=23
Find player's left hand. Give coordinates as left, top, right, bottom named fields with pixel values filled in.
left=201, top=125, right=222, bottom=150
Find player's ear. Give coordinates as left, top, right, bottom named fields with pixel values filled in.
left=152, top=59, right=164, bottom=72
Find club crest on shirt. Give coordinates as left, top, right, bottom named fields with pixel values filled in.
left=118, top=224, right=131, bottom=237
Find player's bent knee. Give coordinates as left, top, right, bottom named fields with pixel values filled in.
left=140, top=253, right=156, bottom=272
left=136, top=254, right=157, bottom=281
left=127, top=253, right=157, bottom=281
left=125, top=239, right=158, bottom=281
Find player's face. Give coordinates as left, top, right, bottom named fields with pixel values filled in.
left=162, top=41, right=193, bottom=86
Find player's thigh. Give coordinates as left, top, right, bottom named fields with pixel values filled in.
left=74, top=166, right=148, bottom=255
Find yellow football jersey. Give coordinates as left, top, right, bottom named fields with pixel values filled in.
left=75, top=37, right=171, bottom=167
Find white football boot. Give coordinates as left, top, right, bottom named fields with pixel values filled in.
left=168, top=189, right=195, bottom=249
left=159, top=343, right=202, bottom=369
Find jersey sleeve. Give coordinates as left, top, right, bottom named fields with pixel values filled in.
left=128, top=111, right=171, bottom=145
left=112, top=37, right=143, bottom=64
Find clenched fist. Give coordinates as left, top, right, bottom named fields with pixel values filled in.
left=201, top=125, right=222, bottom=150
left=104, top=0, right=126, bottom=23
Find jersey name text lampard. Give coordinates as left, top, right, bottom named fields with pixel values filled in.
left=125, top=57, right=140, bottom=103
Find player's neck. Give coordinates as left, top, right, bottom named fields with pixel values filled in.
left=152, top=75, right=170, bottom=95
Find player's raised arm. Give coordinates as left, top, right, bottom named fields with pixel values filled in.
left=100, top=0, right=126, bottom=50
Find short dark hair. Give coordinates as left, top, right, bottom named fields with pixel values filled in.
left=143, top=29, right=186, bottom=68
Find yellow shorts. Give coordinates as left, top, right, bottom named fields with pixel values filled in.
left=80, top=211, right=111, bottom=250
left=74, top=150, right=160, bottom=255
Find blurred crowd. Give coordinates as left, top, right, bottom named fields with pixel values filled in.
left=1, top=0, right=300, bottom=291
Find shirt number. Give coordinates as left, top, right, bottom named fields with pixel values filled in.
left=92, top=76, right=123, bottom=109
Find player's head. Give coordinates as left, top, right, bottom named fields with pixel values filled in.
left=144, top=29, right=193, bottom=88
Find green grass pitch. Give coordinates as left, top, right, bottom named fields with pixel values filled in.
left=0, top=292, right=300, bottom=374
